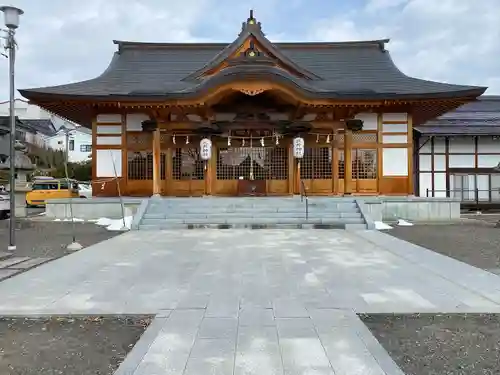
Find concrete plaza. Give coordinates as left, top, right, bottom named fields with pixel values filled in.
left=1, top=229, right=500, bottom=374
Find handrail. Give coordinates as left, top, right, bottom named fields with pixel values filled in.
left=300, top=179, right=309, bottom=221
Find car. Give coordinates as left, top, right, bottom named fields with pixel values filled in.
left=25, top=177, right=80, bottom=207
left=77, top=182, right=92, bottom=198
left=0, top=189, right=10, bottom=220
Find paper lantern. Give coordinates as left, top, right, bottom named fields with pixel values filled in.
left=200, top=138, right=212, bottom=160
left=293, top=137, right=305, bottom=158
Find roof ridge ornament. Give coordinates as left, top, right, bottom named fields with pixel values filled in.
left=240, top=9, right=263, bottom=35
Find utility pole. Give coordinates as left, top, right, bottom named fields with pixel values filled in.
left=1, top=5, right=24, bottom=252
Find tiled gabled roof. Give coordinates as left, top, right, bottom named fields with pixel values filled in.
left=415, top=96, right=500, bottom=135
left=20, top=119, right=57, bottom=136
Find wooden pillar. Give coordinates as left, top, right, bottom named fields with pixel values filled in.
left=377, top=113, right=383, bottom=194
left=121, top=113, right=128, bottom=196
left=332, top=130, right=338, bottom=194
left=206, top=139, right=216, bottom=195
left=344, top=129, right=353, bottom=194
left=165, top=146, right=173, bottom=196
left=288, top=140, right=295, bottom=195
left=407, top=113, right=414, bottom=195
left=152, top=128, right=161, bottom=196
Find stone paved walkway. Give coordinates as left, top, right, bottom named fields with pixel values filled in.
left=1, top=229, right=500, bottom=374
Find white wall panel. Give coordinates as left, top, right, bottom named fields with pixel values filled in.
left=96, top=136, right=122, bottom=145
left=96, top=149, right=122, bottom=177
left=449, top=137, right=474, bottom=153
left=419, top=172, right=432, bottom=197
left=383, top=148, right=408, bottom=176
left=477, top=174, right=490, bottom=200
left=434, top=155, right=446, bottom=171
left=418, top=137, right=432, bottom=153
left=383, top=134, right=407, bottom=144
left=97, top=114, right=121, bottom=123
left=434, top=173, right=447, bottom=197
left=382, top=113, right=407, bottom=122
left=355, top=113, right=378, bottom=130
left=419, top=154, right=432, bottom=171
left=477, top=136, right=500, bottom=153
left=478, top=154, right=500, bottom=168
left=126, top=113, right=150, bottom=131
left=382, top=123, right=407, bottom=133
left=449, top=154, right=475, bottom=168
left=97, top=125, right=122, bottom=134
left=433, top=137, right=446, bottom=153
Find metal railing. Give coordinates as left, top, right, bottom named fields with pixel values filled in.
left=300, top=179, right=309, bottom=220
left=426, top=188, right=500, bottom=207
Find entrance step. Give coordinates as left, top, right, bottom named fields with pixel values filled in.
left=142, top=211, right=362, bottom=220
left=138, top=222, right=350, bottom=230
left=137, top=197, right=368, bottom=230
left=140, top=217, right=365, bottom=226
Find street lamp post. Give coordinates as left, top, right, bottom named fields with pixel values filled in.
left=1, top=5, right=23, bottom=252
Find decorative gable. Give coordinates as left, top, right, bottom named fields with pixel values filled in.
left=183, top=11, right=321, bottom=81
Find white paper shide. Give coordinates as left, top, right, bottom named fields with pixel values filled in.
left=200, top=138, right=212, bottom=160
left=293, top=137, right=305, bottom=158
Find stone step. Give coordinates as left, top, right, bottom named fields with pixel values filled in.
left=147, top=203, right=359, bottom=213
left=150, top=199, right=356, bottom=205
left=143, top=215, right=363, bottom=222
left=139, top=197, right=366, bottom=231
left=143, top=211, right=362, bottom=219
left=140, top=217, right=365, bottom=226
left=149, top=197, right=356, bottom=203
left=138, top=222, right=351, bottom=230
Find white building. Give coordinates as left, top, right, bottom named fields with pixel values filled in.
left=0, top=98, right=78, bottom=133
left=46, top=126, right=92, bottom=163
left=415, top=96, right=500, bottom=206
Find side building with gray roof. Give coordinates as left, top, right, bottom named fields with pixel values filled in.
left=415, top=96, right=500, bottom=208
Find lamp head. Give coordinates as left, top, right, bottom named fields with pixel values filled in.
left=0, top=5, right=23, bottom=29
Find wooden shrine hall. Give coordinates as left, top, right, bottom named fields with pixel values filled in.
left=20, top=11, right=487, bottom=197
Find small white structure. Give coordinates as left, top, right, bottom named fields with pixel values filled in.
left=46, top=126, right=92, bottom=163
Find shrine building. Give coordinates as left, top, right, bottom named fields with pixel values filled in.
left=19, top=11, right=487, bottom=197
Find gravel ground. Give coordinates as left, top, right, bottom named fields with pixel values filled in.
left=0, top=316, right=152, bottom=375
left=0, top=220, right=122, bottom=258
left=361, top=313, right=500, bottom=375
left=387, top=221, right=500, bottom=271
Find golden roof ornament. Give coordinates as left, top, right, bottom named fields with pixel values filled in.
left=240, top=9, right=262, bottom=34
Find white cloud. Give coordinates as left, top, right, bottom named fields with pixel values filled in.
left=365, top=0, right=409, bottom=12
left=0, top=0, right=497, bottom=102
left=309, top=0, right=500, bottom=93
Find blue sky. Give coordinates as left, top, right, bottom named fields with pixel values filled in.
left=1, top=0, right=498, bottom=99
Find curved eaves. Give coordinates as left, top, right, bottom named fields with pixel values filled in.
left=382, top=50, right=487, bottom=94
left=19, top=52, right=121, bottom=97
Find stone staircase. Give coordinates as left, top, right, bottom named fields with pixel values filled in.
left=136, top=196, right=368, bottom=230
